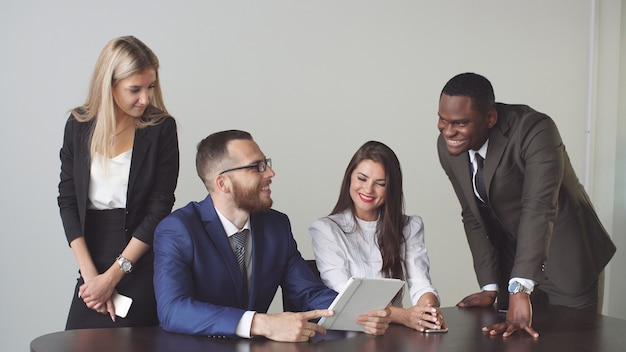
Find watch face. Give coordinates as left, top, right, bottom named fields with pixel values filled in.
left=121, top=261, right=132, bottom=272
left=508, top=281, right=531, bottom=294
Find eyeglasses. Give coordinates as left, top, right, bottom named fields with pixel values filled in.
left=219, top=158, right=272, bottom=175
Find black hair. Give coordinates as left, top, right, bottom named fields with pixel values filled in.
left=441, top=72, right=495, bottom=114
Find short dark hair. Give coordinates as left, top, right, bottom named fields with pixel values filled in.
left=441, top=72, right=495, bottom=115
left=196, top=130, right=253, bottom=187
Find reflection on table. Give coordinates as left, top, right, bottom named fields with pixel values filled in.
left=31, top=305, right=626, bottom=352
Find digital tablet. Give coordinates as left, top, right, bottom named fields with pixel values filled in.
left=318, top=277, right=404, bottom=332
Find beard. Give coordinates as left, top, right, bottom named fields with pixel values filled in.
left=232, top=181, right=273, bottom=213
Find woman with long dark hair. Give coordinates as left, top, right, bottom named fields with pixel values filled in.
left=309, top=141, right=446, bottom=332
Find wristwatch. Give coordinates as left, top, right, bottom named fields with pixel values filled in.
left=508, top=281, right=533, bottom=295
left=116, top=255, right=133, bottom=274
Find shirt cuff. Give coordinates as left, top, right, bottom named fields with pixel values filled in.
left=508, top=277, right=536, bottom=290
left=235, top=311, right=256, bottom=338
left=481, top=283, right=498, bottom=292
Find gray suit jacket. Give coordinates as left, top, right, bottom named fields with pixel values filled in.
left=437, top=103, right=615, bottom=294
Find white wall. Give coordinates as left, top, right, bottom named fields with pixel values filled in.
left=600, top=0, right=626, bottom=320
left=0, top=1, right=622, bottom=350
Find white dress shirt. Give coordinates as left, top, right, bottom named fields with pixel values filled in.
left=469, top=141, right=489, bottom=203
left=309, top=210, right=438, bottom=306
left=467, top=142, right=536, bottom=293
left=215, top=210, right=255, bottom=339
left=88, top=150, right=132, bottom=209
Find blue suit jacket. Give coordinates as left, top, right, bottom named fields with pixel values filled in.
left=153, top=195, right=337, bottom=337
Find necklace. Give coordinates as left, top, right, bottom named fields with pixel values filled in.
left=110, top=120, right=135, bottom=145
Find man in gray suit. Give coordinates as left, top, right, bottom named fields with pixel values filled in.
left=436, top=72, right=615, bottom=338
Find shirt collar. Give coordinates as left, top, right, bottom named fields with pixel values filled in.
left=215, top=209, right=251, bottom=238
left=468, top=139, right=489, bottom=164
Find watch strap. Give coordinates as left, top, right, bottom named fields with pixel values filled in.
left=508, top=281, right=533, bottom=295
left=116, top=255, right=133, bottom=273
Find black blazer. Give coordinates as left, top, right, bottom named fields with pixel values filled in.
left=58, top=114, right=179, bottom=247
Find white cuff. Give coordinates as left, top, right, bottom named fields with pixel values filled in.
left=481, top=283, right=498, bottom=292
left=508, top=277, right=536, bottom=290
left=235, top=311, right=256, bottom=338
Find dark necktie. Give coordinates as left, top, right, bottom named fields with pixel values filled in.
left=230, top=229, right=249, bottom=294
left=474, top=154, right=488, bottom=203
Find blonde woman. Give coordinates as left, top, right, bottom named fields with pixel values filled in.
left=58, top=36, right=179, bottom=329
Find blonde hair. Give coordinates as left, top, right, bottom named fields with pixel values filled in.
left=71, top=36, right=169, bottom=159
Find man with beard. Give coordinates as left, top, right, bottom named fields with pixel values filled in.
left=153, top=130, right=391, bottom=341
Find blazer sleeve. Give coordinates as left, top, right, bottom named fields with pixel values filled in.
left=507, top=116, right=564, bottom=281
left=57, top=116, right=85, bottom=245
left=130, top=117, right=179, bottom=245
left=153, top=213, right=246, bottom=337
left=437, top=135, right=500, bottom=288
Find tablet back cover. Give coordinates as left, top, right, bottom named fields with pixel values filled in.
left=318, top=277, right=404, bottom=331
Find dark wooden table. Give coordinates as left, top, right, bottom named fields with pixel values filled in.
left=31, top=305, right=626, bottom=352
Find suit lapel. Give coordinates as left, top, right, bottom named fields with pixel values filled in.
left=484, top=108, right=511, bottom=199
left=128, top=127, right=151, bottom=195
left=75, top=120, right=93, bottom=231
left=449, top=153, right=479, bottom=214
left=484, top=133, right=506, bottom=198
left=248, top=213, right=265, bottom=307
left=198, top=196, right=250, bottom=307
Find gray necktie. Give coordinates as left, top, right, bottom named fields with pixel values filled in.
left=231, top=229, right=248, bottom=279
left=474, top=154, right=488, bottom=203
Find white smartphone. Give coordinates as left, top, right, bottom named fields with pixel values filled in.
left=112, top=293, right=133, bottom=318
left=424, top=328, right=449, bottom=333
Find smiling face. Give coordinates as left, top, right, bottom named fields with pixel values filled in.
left=225, top=139, right=275, bottom=213
left=112, top=69, right=156, bottom=120
left=437, top=94, right=497, bottom=155
left=349, top=159, right=387, bottom=221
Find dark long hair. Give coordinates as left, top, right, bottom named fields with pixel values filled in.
left=330, top=141, right=408, bottom=281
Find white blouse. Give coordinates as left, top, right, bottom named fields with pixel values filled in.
left=88, top=150, right=132, bottom=210
left=309, top=210, right=438, bottom=306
